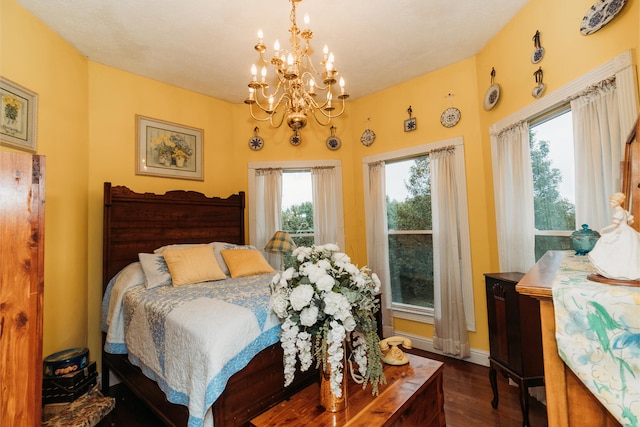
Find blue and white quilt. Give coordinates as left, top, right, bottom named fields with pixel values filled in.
left=101, top=262, right=280, bottom=427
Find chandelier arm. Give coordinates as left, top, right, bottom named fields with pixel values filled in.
left=309, top=111, right=332, bottom=127
left=248, top=104, right=276, bottom=122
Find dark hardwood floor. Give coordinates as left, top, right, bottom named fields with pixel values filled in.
left=103, top=349, right=548, bottom=426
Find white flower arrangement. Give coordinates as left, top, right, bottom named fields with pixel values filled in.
left=269, top=244, right=386, bottom=397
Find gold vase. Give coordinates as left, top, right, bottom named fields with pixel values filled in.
left=319, top=343, right=348, bottom=412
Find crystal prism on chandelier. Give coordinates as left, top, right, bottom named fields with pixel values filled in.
left=244, top=0, right=349, bottom=131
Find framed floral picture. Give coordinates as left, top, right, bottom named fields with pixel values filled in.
left=136, top=115, right=203, bottom=181
left=1, top=77, right=38, bottom=152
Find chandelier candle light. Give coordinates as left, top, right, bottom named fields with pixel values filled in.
left=244, top=0, right=349, bottom=132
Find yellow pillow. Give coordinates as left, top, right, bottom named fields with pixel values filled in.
left=163, top=245, right=226, bottom=286
left=220, top=249, right=276, bottom=278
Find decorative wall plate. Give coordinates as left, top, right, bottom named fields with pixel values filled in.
left=326, top=136, right=341, bottom=150
left=580, top=0, right=627, bottom=35
left=532, top=83, right=546, bottom=98
left=360, top=128, right=376, bottom=146
left=326, top=126, right=341, bottom=150
left=440, top=107, right=461, bottom=128
left=531, top=30, right=544, bottom=64
left=483, top=68, right=500, bottom=111
left=248, top=127, right=264, bottom=151
left=484, top=84, right=501, bottom=111
left=531, top=47, right=545, bottom=64
left=248, top=135, right=264, bottom=150
left=290, top=133, right=302, bottom=146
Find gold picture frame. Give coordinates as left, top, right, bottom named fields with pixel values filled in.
left=0, top=77, right=38, bottom=152
left=136, top=115, right=203, bottom=181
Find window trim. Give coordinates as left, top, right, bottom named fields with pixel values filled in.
left=362, top=137, right=475, bottom=331
left=248, top=160, right=345, bottom=250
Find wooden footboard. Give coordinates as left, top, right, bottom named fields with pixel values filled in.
left=102, top=339, right=317, bottom=427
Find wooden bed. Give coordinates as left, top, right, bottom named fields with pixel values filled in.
left=101, top=182, right=316, bottom=427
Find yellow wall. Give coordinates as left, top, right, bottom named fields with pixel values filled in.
left=1, top=0, right=90, bottom=356
left=2, top=0, right=637, bottom=369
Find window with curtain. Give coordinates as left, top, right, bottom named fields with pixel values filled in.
left=248, top=160, right=345, bottom=264
left=363, top=138, right=475, bottom=336
left=490, top=51, right=637, bottom=273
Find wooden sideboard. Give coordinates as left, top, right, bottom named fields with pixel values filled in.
left=516, top=251, right=622, bottom=427
left=484, top=272, right=544, bottom=427
left=250, top=354, right=445, bottom=427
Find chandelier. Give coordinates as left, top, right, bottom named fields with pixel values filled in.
left=244, top=0, right=349, bottom=131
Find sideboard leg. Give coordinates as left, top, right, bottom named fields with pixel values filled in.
left=489, top=365, right=499, bottom=409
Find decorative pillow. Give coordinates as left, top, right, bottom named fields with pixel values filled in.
left=138, top=253, right=172, bottom=289
left=220, top=249, right=275, bottom=278
left=212, top=242, right=256, bottom=275
left=162, top=245, right=226, bottom=286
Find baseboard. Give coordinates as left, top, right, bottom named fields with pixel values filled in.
left=390, top=330, right=490, bottom=367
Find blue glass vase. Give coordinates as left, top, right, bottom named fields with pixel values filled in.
left=570, top=224, right=600, bottom=255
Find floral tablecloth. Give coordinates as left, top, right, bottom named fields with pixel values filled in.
left=552, top=252, right=640, bottom=427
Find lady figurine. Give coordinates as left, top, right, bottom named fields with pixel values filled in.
left=588, top=192, right=640, bottom=281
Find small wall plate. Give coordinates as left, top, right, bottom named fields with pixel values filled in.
left=440, top=107, right=461, bottom=128
left=248, top=135, right=264, bottom=151
left=360, top=128, right=376, bottom=146
left=290, top=133, right=302, bottom=146
left=326, top=136, right=341, bottom=150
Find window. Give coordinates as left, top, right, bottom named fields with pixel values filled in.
left=281, top=171, right=314, bottom=247
left=530, top=108, right=576, bottom=260
left=248, top=160, right=345, bottom=260
left=490, top=51, right=636, bottom=273
left=386, top=157, right=434, bottom=309
left=363, top=138, right=475, bottom=329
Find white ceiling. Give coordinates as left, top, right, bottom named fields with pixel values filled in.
left=16, top=0, right=530, bottom=103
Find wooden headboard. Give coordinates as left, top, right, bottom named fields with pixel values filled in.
left=102, top=182, right=245, bottom=291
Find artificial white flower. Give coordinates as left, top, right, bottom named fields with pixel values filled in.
left=293, top=246, right=312, bottom=262
left=316, top=274, right=335, bottom=292
left=371, top=273, right=381, bottom=293
left=289, top=284, right=315, bottom=311
left=270, top=291, right=289, bottom=318
left=323, top=292, right=351, bottom=321
left=322, top=243, right=341, bottom=252
left=305, top=264, right=326, bottom=284
left=300, top=305, right=319, bottom=327
left=342, top=316, right=357, bottom=332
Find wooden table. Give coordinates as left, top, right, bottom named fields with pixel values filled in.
left=250, top=354, right=446, bottom=427
left=516, top=251, right=622, bottom=427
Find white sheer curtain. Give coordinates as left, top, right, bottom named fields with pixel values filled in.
left=431, top=147, right=470, bottom=358
left=572, top=78, right=622, bottom=231
left=254, top=168, right=282, bottom=267
left=491, top=122, right=536, bottom=273
left=365, top=161, right=393, bottom=335
left=311, top=167, right=338, bottom=246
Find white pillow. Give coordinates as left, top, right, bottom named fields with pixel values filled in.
left=138, top=253, right=172, bottom=289
left=212, top=242, right=256, bottom=275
